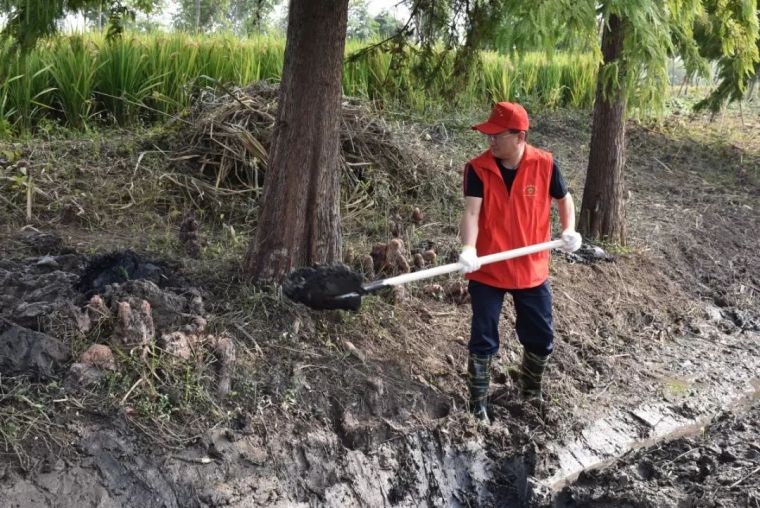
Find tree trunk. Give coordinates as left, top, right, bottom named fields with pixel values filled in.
left=244, top=0, right=349, bottom=282
left=194, top=0, right=201, bottom=32
left=579, top=14, right=628, bottom=245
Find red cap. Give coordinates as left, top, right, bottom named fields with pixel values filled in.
left=471, top=102, right=529, bottom=134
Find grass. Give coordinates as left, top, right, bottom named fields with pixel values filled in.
left=48, top=37, right=100, bottom=130
left=664, top=378, right=691, bottom=397
left=643, top=92, right=760, bottom=190
left=0, top=289, right=235, bottom=464
left=0, top=32, right=606, bottom=134
left=0, top=378, right=69, bottom=471
left=103, top=342, right=227, bottom=444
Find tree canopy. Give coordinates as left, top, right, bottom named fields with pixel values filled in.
left=486, top=0, right=757, bottom=114
left=692, top=1, right=759, bottom=111
left=0, top=0, right=161, bottom=50
left=172, top=0, right=280, bottom=34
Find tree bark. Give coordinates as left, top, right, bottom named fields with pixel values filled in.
left=244, top=0, right=349, bottom=281
left=579, top=14, right=628, bottom=245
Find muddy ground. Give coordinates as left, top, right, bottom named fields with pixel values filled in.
left=0, top=92, right=759, bottom=507
left=556, top=403, right=760, bottom=507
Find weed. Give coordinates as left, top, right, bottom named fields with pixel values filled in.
left=664, top=378, right=690, bottom=397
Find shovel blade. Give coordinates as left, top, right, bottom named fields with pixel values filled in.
left=283, top=264, right=364, bottom=311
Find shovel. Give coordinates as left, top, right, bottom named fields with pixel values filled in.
left=283, top=239, right=564, bottom=311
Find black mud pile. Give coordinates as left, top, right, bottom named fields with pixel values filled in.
left=282, top=263, right=364, bottom=310
left=76, top=249, right=183, bottom=297
left=0, top=239, right=198, bottom=378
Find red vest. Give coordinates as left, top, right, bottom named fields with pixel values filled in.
left=465, top=145, right=553, bottom=289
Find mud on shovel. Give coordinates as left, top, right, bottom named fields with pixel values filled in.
left=283, top=239, right=564, bottom=311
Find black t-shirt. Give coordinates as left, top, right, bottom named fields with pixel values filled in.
left=464, top=158, right=568, bottom=199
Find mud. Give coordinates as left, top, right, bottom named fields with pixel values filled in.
left=282, top=263, right=364, bottom=311
left=555, top=402, right=760, bottom=507
left=77, top=249, right=181, bottom=297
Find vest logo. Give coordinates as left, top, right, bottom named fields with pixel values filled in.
left=525, top=184, right=536, bottom=196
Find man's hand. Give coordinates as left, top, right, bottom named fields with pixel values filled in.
left=561, top=229, right=582, bottom=253
left=458, top=245, right=481, bottom=273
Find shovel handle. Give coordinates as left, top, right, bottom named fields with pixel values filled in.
left=365, top=239, right=564, bottom=291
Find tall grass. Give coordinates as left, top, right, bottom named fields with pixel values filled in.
left=48, top=36, right=100, bottom=129
left=95, top=36, right=155, bottom=125
left=562, top=56, right=598, bottom=108
left=481, top=54, right=514, bottom=104
left=0, top=40, right=55, bottom=133
left=480, top=51, right=598, bottom=110
left=143, top=34, right=200, bottom=114
left=0, top=32, right=599, bottom=134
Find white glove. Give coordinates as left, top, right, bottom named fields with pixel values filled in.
left=458, top=246, right=481, bottom=273
left=561, top=229, right=582, bottom=253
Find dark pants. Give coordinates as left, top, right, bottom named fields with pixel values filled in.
left=468, top=279, right=554, bottom=357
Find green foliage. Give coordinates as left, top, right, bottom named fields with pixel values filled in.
left=0, top=0, right=161, bottom=52
left=481, top=53, right=514, bottom=103
left=173, top=0, right=230, bottom=32
left=693, top=1, right=759, bottom=112
left=172, top=0, right=280, bottom=34
left=0, top=41, right=55, bottom=131
left=2, top=32, right=598, bottom=133
left=95, top=35, right=156, bottom=124
left=347, top=0, right=375, bottom=41
left=48, top=36, right=100, bottom=129
left=562, top=56, right=599, bottom=108
left=489, top=0, right=758, bottom=114
left=373, top=10, right=404, bottom=40
left=142, top=33, right=200, bottom=113
left=491, top=0, right=599, bottom=54
left=344, top=0, right=403, bottom=42
left=226, top=0, right=279, bottom=35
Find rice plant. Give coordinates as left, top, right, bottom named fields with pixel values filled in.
left=48, top=36, right=99, bottom=130
left=143, top=33, right=200, bottom=114
left=536, top=59, right=565, bottom=109
left=95, top=35, right=158, bottom=125
left=0, top=46, right=22, bottom=135
left=2, top=50, right=54, bottom=133
left=562, top=55, right=598, bottom=109
left=482, top=52, right=515, bottom=102
left=2, top=32, right=601, bottom=134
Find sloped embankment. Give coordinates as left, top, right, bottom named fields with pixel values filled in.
left=1, top=97, right=759, bottom=506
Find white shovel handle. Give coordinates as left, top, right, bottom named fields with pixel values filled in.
left=376, top=239, right=564, bottom=288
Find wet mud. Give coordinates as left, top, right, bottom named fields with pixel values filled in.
left=555, top=402, right=760, bottom=507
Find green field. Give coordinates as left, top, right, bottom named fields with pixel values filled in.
left=0, top=32, right=602, bottom=134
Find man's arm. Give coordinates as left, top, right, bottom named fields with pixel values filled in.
left=458, top=196, right=483, bottom=273
left=556, top=192, right=576, bottom=232
left=460, top=196, right=483, bottom=246
left=555, top=193, right=582, bottom=252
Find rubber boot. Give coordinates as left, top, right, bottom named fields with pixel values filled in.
left=468, top=353, right=492, bottom=424
left=520, top=350, right=549, bottom=404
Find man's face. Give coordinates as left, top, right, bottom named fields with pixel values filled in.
left=486, top=130, right=523, bottom=160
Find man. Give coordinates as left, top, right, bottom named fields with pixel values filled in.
left=459, top=102, right=581, bottom=424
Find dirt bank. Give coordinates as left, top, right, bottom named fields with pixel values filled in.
left=1, top=98, right=758, bottom=507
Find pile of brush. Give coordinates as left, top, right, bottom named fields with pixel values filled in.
left=167, top=82, right=430, bottom=213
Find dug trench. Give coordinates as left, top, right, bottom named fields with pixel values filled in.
left=1, top=91, right=759, bottom=507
